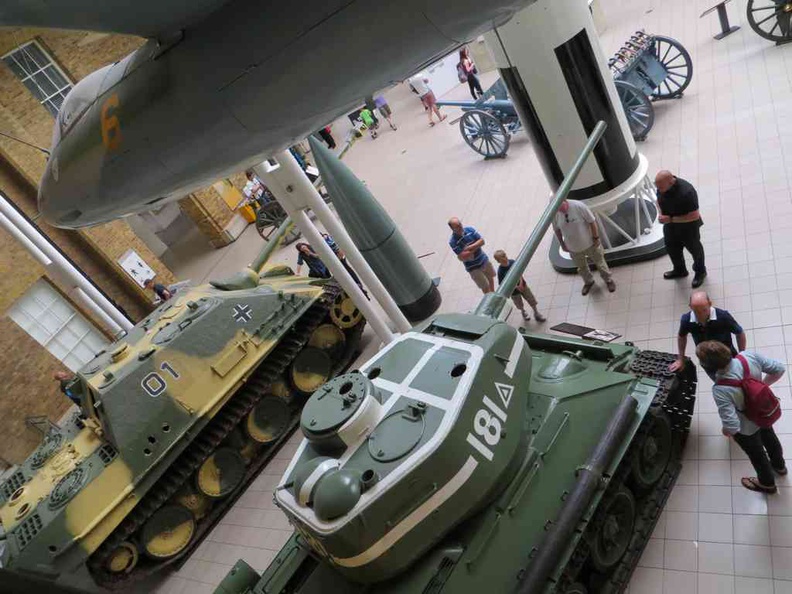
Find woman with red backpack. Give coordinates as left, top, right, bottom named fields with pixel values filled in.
left=697, top=341, right=787, bottom=494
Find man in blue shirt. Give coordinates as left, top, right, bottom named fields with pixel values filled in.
left=670, top=291, right=746, bottom=379
left=448, top=217, right=495, bottom=294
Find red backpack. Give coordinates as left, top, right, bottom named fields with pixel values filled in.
left=716, top=354, right=782, bottom=428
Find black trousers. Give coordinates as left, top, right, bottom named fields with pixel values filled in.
left=663, top=222, right=706, bottom=275
left=317, top=128, right=336, bottom=149
left=340, top=257, right=369, bottom=299
left=467, top=73, right=483, bottom=99
left=733, top=427, right=785, bottom=487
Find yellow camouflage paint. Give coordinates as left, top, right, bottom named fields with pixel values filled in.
left=0, top=427, right=102, bottom=532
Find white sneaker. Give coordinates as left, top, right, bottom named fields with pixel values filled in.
left=521, top=310, right=530, bottom=321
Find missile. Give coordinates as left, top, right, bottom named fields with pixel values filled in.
left=308, top=136, right=441, bottom=322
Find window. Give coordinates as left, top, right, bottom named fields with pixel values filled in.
left=7, top=279, right=109, bottom=372
left=2, top=41, right=73, bottom=117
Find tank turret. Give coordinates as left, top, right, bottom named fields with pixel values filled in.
left=214, top=123, right=698, bottom=594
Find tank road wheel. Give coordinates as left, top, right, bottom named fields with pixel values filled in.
left=651, top=35, right=693, bottom=99
left=630, top=410, right=674, bottom=493
left=196, top=448, right=246, bottom=499
left=565, top=583, right=588, bottom=594
left=246, top=396, right=292, bottom=444
left=589, top=486, right=636, bottom=573
left=615, top=81, right=654, bottom=141
left=105, top=541, right=139, bottom=574
left=290, top=347, right=333, bottom=394
left=141, top=505, right=196, bottom=560
left=459, top=109, right=510, bottom=158
left=309, top=323, right=347, bottom=361
left=330, top=293, right=364, bottom=329
left=176, top=486, right=212, bottom=521
left=747, top=0, right=792, bottom=43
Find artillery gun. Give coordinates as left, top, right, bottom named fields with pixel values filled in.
left=0, top=218, right=365, bottom=589
left=215, top=122, right=697, bottom=594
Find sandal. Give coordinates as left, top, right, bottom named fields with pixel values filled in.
left=741, top=477, right=777, bottom=494
left=439, top=114, right=447, bottom=122
left=774, top=466, right=789, bottom=476
left=429, top=121, right=435, bottom=127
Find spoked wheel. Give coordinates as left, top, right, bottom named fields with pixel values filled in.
left=459, top=109, right=511, bottom=158
left=246, top=396, right=292, bottom=444
left=615, top=80, right=655, bottom=141
left=747, top=0, right=792, bottom=43
left=196, top=447, right=246, bottom=499
left=140, top=505, right=196, bottom=560
left=256, top=204, right=302, bottom=244
left=651, top=35, right=693, bottom=99
left=630, top=410, right=674, bottom=493
left=589, top=486, right=636, bottom=573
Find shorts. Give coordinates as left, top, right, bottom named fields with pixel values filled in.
left=378, top=104, right=392, bottom=117
left=420, top=91, right=437, bottom=109
left=468, top=261, right=495, bottom=291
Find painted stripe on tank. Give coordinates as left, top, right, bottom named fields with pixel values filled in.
left=331, top=455, right=478, bottom=568
left=299, top=459, right=339, bottom=506
left=504, top=332, right=524, bottom=379
left=372, top=378, right=451, bottom=411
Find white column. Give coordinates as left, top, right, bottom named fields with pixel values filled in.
left=0, top=195, right=131, bottom=333
left=253, top=156, right=397, bottom=345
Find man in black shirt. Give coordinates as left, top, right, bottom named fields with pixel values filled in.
left=670, top=291, right=746, bottom=379
left=655, top=170, right=706, bottom=288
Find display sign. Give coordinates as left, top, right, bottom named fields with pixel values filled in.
left=118, top=249, right=156, bottom=288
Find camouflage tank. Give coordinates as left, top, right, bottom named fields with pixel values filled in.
left=0, top=219, right=365, bottom=589
left=214, top=123, right=698, bottom=594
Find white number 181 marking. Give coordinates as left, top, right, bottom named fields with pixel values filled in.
left=466, top=389, right=511, bottom=462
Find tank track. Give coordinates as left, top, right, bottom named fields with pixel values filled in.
left=556, top=349, right=697, bottom=594
left=88, top=282, right=362, bottom=589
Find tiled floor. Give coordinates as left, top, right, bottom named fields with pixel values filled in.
left=140, top=0, right=792, bottom=592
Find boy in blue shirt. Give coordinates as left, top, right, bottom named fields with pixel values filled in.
left=494, top=250, right=546, bottom=322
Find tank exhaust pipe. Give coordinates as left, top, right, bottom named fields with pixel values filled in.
left=475, top=121, right=608, bottom=320
left=515, top=393, right=637, bottom=594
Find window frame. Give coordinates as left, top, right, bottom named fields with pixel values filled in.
left=1, top=40, right=74, bottom=117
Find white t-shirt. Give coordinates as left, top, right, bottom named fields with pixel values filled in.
left=553, top=200, right=596, bottom=253
left=409, top=75, right=430, bottom=96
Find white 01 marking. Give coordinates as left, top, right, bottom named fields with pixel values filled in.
left=141, top=362, right=180, bottom=397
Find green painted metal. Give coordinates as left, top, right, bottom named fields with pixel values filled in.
left=213, top=121, right=697, bottom=594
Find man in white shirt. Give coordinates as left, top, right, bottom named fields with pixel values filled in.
left=552, top=199, right=615, bottom=295
left=407, top=74, right=445, bottom=127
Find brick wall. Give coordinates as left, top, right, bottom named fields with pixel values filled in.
left=0, top=317, right=74, bottom=465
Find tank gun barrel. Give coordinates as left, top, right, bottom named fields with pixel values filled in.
left=249, top=215, right=294, bottom=274
left=475, top=121, right=607, bottom=319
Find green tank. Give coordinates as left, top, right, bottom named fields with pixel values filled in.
left=214, top=123, right=698, bottom=594
left=0, top=219, right=365, bottom=589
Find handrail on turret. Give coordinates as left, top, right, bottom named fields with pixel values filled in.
left=475, top=121, right=608, bottom=319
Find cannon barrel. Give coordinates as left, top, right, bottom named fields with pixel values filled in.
left=434, top=99, right=515, bottom=112
left=475, top=120, right=607, bottom=319
left=249, top=215, right=294, bottom=274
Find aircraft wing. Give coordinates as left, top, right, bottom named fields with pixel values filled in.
left=0, top=0, right=231, bottom=38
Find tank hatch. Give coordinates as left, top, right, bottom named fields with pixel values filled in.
left=275, top=318, right=532, bottom=583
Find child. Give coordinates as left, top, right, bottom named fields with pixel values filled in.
left=493, top=250, right=546, bottom=323
left=359, top=107, right=378, bottom=139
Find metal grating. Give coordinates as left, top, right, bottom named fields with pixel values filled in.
left=98, top=444, right=117, bottom=466
left=49, top=466, right=86, bottom=510
left=14, top=513, right=43, bottom=550
left=422, top=557, right=456, bottom=594
left=0, top=470, right=26, bottom=502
